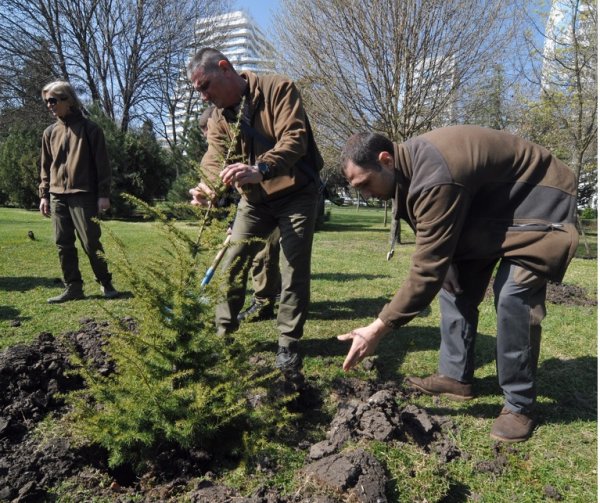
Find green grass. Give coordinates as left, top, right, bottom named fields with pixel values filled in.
left=1, top=206, right=597, bottom=502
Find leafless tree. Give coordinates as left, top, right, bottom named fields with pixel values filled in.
left=150, top=19, right=231, bottom=154
left=274, top=0, right=524, bottom=160
left=518, top=0, right=597, bottom=254
left=521, top=0, right=597, bottom=203
left=0, top=0, right=228, bottom=133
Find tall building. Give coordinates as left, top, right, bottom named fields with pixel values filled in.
left=197, top=10, right=276, bottom=73
left=167, top=10, right=275, bottom=146
left=541, top=0, right=595, bottom=91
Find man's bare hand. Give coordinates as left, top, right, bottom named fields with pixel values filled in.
left=337, top=318, right=391, bottom=371
left=98, top=197, right=110, bottom=213
left=220, top=162, right=262, bottom=186
left=189, top=182, right=217, bottom=207
left=39, top=198, right=50, bottom=217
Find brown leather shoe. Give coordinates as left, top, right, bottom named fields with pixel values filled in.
left=490, top=407, right=535, bottom=442
left=406, top=373, right=474, bottom=401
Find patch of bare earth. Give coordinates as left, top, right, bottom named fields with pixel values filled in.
left=546, top=281, right=596, bottom=306
left=485, top=280, right=596, bottom=307
left=0, top=319, right=493, bottom=502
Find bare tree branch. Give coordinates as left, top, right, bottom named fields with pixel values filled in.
left=274, top=0, right=523, bottom=183
left=0, top=0, right=229, bottom=134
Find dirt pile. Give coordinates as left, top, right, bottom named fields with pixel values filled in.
left=0, top=330, right=100, bottom=502
left=546, top=281, right=597, bottom=306
left=0, top=321, right=460, bottom=502
left=308, top=387, right=459, bottom=463
left=485, top=281, right=596, bottom=307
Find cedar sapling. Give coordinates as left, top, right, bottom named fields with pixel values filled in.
left=63, top=100, right=299, bottom=472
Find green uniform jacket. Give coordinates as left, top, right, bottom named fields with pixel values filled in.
left=39, top=111, right=111, bottom=199
left=201, top=71, right=323, bottom=203
left=379, top=125, right=579, bottom=329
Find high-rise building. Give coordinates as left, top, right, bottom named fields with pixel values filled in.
left=167, top=10, right=275, bottom=146
left=541, top=0, right=595, bottom=91
left=196, top=10, right=276, bottom=73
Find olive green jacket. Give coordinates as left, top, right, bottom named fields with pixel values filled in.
left=379, top=125, right=579, bottom=328
left=201, top=71, right=322, bottom=203
left=39, top=111, right=111, bottom=199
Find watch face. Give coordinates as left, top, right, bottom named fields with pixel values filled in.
left=258, top=162, right=270, bottom=178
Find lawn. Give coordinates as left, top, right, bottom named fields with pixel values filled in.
left=0, top=206, right=597, bottom=501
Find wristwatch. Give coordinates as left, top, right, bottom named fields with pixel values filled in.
left=256, top=161, right=272, bottom=181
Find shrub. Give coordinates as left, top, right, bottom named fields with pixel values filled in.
left=580, top=207, right=597, bottom=219
left=65, top=197, right=296, bottom=469
left=0, top=128, right=40, bottom=208
left=64, top=103, right=296, bottom=471
left=86, top=108, right=176, bottom=218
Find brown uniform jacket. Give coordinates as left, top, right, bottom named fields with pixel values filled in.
left=201, top=71, right=323, bottom=203
left=379, top=125, right=579, bottom=328
left=39, top=111, right=111, bottom=199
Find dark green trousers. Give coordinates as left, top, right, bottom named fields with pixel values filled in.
left=51, top=193, right=112, bottom=286
left=215, top=184, right=317, bottom=347
left=250, top=227, right=281, bottom=302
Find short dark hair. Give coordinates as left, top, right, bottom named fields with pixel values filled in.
left=340, top=132, right=394, bottom=174
left=187, top=47, right=231, bottom=80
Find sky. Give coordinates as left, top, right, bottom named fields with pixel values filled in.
left=235, top=0, right=280, bottom=33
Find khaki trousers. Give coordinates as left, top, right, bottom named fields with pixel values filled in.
left=215, top=184, right=317, bottom=347
left=250, top=228, right=281, bottom=302
left=50, top=193, right=112, bottom=286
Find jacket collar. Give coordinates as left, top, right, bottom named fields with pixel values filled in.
left=222, top=71, right=261, bottom=125
left=58, top=110, right=84, bottom=127
left=392, top=142, right=412, bottom=222
left=240, top=71, right=262, bottom=111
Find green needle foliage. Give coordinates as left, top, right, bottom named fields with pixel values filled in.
left=64, top=195, right=286, bottom=470
left=64, top=102, right=296, bottom=471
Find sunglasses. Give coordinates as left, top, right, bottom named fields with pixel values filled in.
left=44, top=97, right=67, bottom=105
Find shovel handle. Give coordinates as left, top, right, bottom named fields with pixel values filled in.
left=200, top=234, right=232, bottom=287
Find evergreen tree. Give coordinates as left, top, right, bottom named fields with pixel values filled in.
left=88, top=106, right=177, bottom=217
left=0, top=128, right=40, bottom=208
left=65, top=102, right=297, bottom=471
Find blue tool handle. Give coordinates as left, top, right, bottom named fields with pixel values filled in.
left=201, top=268, right=215, bottom=287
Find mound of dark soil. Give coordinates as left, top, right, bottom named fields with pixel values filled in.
left=485, top=280, right=596, bottom=307
left=0, top=329, right=105, bottom=502
left=0, top=320, right=461, bottom=502
left=546, top=281, right=597, bottom=306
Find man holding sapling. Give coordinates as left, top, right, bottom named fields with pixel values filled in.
left=336, top=126, right=578, bottom=442
left=198, top=105, right=282, bottom=324
left=187, top=48, right=322, bottom=382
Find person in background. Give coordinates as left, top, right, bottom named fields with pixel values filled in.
left=198, top=104, right=281, bottom=322
left=39, top=80, right=118, bottom=303
left=337, top=126, right=578, bottom=442
left=187, top=48, right=322, bottom=379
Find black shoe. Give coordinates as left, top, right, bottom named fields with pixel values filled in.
left=100, top=281, right=119, bottom=299
left=237, top=298, right=275, bottom=322
left=275, top=345, right=301, bottom=373
left=47, top=283, right=85, bottom=304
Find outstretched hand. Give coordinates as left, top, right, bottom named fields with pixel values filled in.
left=337, top=318, right=391, bottom=371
